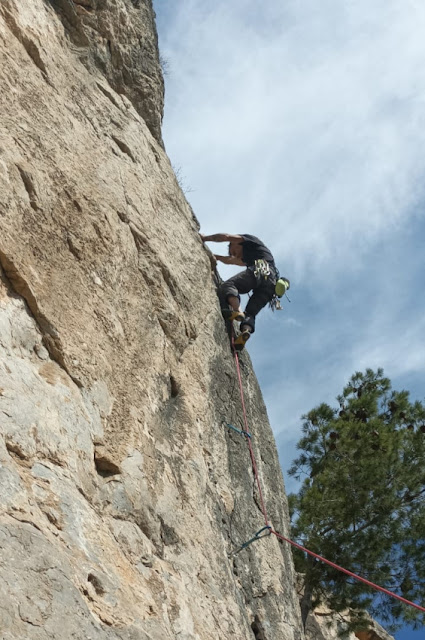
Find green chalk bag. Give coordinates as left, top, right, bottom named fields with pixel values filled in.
left=275, top=277, right=290, bottom=298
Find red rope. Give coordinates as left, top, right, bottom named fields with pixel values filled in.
left=233, top=346, right=269, bottom=526
left=246, top=436, right=269, bottom=526
left=271, top=529, right=425, bottom=613
left=230, top=334, right=425, bottom=615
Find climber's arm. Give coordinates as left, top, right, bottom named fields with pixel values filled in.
left=200, top=233, right=243, bottom=243
left=214, top=255, right=246, bottom=266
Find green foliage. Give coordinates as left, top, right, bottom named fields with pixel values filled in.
left=289, top=368, right=425, bottom=632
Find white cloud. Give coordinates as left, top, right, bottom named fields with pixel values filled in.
left=156, top=9, right=425, bottom=630
left=158, top=0, right=425, bottom=279
left=155, top=0, right=425, bottom=507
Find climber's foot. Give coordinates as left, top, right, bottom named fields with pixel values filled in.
left=233, top=330, right=251, bottom=351
left=222, top=309, right=245, bottom=323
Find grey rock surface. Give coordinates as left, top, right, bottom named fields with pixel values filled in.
left=0, top=1, right=303, bottom=638
left=0, top=2, right=396, bottom=639
left=46, top=0, right=164, bottom=143
left=304, top=606, right=395, bottom=640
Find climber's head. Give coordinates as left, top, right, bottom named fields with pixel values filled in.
left=228, top=240, right=243, bottom=260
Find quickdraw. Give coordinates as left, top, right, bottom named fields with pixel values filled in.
left=223, top=422, right=252, bottom=439
left=228, top=526, right=272, bottom=556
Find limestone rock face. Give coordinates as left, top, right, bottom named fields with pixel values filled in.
left=305, top=608, right=395, bottom=640
left=0, top=2, right=303, bottom=639
left=46, top=0, right=163, bottom=143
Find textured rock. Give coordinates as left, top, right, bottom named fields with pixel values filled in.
left=304, top=606, right=395, bottom=640
left=46, top=0, right=164, bottom=143
left=0, top=2, right=303, bottom=639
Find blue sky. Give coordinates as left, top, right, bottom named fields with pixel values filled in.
left=153, top=2, right=425, bottom=638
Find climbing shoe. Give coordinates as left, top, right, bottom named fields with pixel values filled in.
left=221, top=309, right=245, bottom=323
left=234, top=330, right=251, bottom=351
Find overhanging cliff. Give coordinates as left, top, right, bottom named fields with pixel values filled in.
left=0, top=2, right=303, bottom=638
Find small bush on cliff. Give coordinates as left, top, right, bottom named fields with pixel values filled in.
left=288, top=368, right=425, bottom=634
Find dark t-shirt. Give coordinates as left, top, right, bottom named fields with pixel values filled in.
left=240, top=234, right=276, bottom=268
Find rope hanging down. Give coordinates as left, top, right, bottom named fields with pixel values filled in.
left=232, top=340, right=269, bottom=526
left=229, top=333, right=425, bottom=615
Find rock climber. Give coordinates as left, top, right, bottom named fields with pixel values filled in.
left=200, top=233, right=289, bottom=350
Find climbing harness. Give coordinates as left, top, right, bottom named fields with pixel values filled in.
left=251, top=261, right=291, bottom=312
left=228, top=526, right=272, bottom=556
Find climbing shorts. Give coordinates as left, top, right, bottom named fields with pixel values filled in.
left=218, top=269, right=275, bottom=333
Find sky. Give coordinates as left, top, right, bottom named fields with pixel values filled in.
left=153, top=2, right=425, bottom=638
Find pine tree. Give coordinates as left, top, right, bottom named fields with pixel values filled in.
left=288, top=368, right=425, bottom=634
